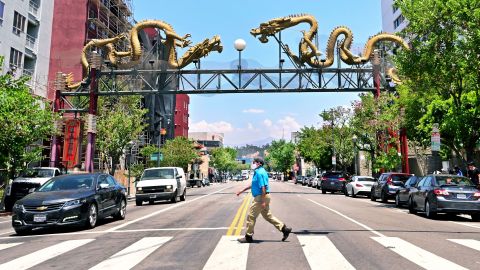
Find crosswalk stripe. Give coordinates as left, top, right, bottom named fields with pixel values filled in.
left=89, top=237, right=172, bottom=270
left=372, top=237, right=467, bottom=270
left=0, top=239, right=94, bottom=270
left=203, top=236, right=249, bottom=270
left=448, top=239, right=480, bottom=252
left=297, top=235, right=355, bottom=270
left=0, top=242, right=23, bottom=251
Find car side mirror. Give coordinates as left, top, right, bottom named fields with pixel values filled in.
left=99, top=183, right=109, bottom=189
left=176, top=175, right=182, bottom=179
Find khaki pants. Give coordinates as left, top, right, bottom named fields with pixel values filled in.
left=245, top=194, right=284, bottom=236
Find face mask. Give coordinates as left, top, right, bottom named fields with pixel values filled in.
left=251, top=163, right=257, bottom=170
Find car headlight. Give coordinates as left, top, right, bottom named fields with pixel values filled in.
left=166, top=185, right=172, bottom=189
left=137, top=187, right=142, bottom=191
left=13, top=203, right=25, bottom=213
left=63, top=199, right=86, bottom=207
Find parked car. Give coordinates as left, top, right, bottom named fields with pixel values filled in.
left=11, top=173, right=127, bottom=235
left=311, top=175, right=319, bottom=189
left=344, top=176, right=376, bottom=197
left=395, top=175, right=421, bottom=207
left=4, top=167, right=62, bottom=211
left=135, top=167, right=187, bottom=206
left=371, top=172, right=412, bottom=202
left=295, top=176, right=306, bottom=185
left=320, top=171, right=348, bottom=194
left=408, top=174, right=480, bottom=220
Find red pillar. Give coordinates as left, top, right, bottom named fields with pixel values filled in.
left=85, top=66, right=98, bottom=172
left=400, top=128, right=409, bottom=174
left=50, top=72, right=64, bottom=167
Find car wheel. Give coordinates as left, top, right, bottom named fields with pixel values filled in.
left=135, top=199, right=142, bottom=206
left=470, top=213, right=480, bottom=222
left=395, top=193, right=401, bottom=207
left=351, top=187, right=357, bottom=198
left=85, top=203, right=98, bottom=229
left=180, top=188, right=186, bottom=201
left=408, top=197, right=417, bottom=214
left=113, top=199, right=126, bottom=220
left=370, top=191, right=376, bottom=201
left=380, top=191, right=388, bottom=203
left=14, top=227, right=32, bottom=236
left=425, top=201, right=436, bottom=219
left=321, top=189, right=326, bottom=194
left=171, top=191, right=178, bottom=203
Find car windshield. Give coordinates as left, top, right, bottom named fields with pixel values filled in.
left=357, top=177, right=375, bottom=182
left=436, top=176, right=473, bottom=186
left=324, top=173, right=343, bottom=178
left=141, top=169, right=175, bottom=180
left=20, top=168, right=54, bottom=178
left=390, top=175, right=411, bottom=182
left=38, top=175, right=94, bottom=192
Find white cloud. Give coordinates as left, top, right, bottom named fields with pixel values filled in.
left=242, top=108, right=265, bottom=114
left=263, top=119, right=273, bottom=127
left=247, top=123, right=254, bottom=130
left=190, top=120, right=234, bottom=133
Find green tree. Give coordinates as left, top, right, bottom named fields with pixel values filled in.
left=160, top=136, right=198, bottom=172
left=210, top=147, right=238, bottom=176
left=0, top=57, right=57, bottom=179
left=395, top=0, right=480, bottom=162
left=96, top=96, right=147, bottom=175
left=297, top=126, right=332, bottom=170
left=267, top=139, right=295, bottom=178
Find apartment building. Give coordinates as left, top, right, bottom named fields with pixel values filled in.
left=0, top=0, right=54, bottom=98
left=381, top=0, right=408, bottom=33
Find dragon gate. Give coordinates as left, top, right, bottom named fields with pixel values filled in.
left=51, top=15, right=409, bottom=173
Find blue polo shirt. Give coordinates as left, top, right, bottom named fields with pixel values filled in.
left=251, top=166, right=270, bottom=196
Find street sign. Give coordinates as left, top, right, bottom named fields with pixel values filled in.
left=150, top=152, right=163, bottom=161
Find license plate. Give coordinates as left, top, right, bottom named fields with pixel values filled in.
left=457, top=194, right=467, bottom=199
left=330, top=182, right=335, bottom=185
left=149, top=195, right=156, bottom=199
left=33, top=214, right=47, bottom=223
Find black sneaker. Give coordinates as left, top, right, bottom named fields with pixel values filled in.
left=281, top=225, right=292, bottom=241
left=237, top=234, right=253, bottom=243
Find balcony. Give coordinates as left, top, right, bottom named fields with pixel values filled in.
left=25, top=34, right=38, bottom=51
left=22, top=69, right=35, bottom=91
left=29, top=1, right=39, bottom=17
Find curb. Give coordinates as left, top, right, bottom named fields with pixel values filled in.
left=0, top=211, right=11, bottom=217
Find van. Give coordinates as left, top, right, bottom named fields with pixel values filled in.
left=135, top=167, right=187, bottom=206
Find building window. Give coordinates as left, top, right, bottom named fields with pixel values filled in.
left=392, top=5, right=399, bottom=13
left=10, top=47, right=23, bottom=69
left=393, top=14, right=404, bottom=29
left=0, top=1, right=5, bottom=26
left=13, top=11, right=26, bottom=35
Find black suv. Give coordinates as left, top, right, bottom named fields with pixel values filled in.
left=320, top=171, right=349, bottom=194
left=371, top=172, right=412, bottom=202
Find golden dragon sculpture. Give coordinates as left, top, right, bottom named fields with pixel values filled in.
left=250, top=14, right=409, bottom=72
left=66, top=19, right=222, bottom=89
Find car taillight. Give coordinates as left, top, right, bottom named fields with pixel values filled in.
left=355, top=183, right=363, bottom=187
left=433, top=189, right=449, bottom=196
left=473, top=192, right=480, bottom=197
left=338, top=178, right=346, bottom=181
left=321, top=177, right=327, bottom=181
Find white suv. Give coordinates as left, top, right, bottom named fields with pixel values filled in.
left=135, top=167, right=187, bottom=206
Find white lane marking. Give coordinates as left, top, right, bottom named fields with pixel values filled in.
left=107, top=186, right=231, bottom=232
left=307, top=199, right=385, bottom=237
left=451, top=221, right=480, bottom=229
left=448, top=239, right=480, bottom=252
left=298, top=235, right=355, bottom=270
left=0, top=227, right=229, bottom=240
left=0, top=231, right=14, bottom=236
left=203, top=236, right=249, bottom=270
left=0, top=242, right=23, bottom=251
left=0, top=239, right=94, bottom=270
left=89, top=237, right=171, bottom=270
left=372, top=236, right=467, bottom=270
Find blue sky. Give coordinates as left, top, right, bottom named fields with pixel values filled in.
left=134, top=0, right=383, bottom=146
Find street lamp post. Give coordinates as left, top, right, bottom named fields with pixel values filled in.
left=234, top=39, right=246, bottom=89
left=352, top=134, right=358, bottom=175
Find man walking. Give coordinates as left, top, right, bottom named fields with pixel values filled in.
left=467, top=161, right=480, bottom=187
left=236, top=157, right=292, bottom=243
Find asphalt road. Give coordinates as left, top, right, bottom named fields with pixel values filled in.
left=0, top=180, right=479, bottom=270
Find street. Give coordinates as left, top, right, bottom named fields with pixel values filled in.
left=0, top=180, right=479, bottom=270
